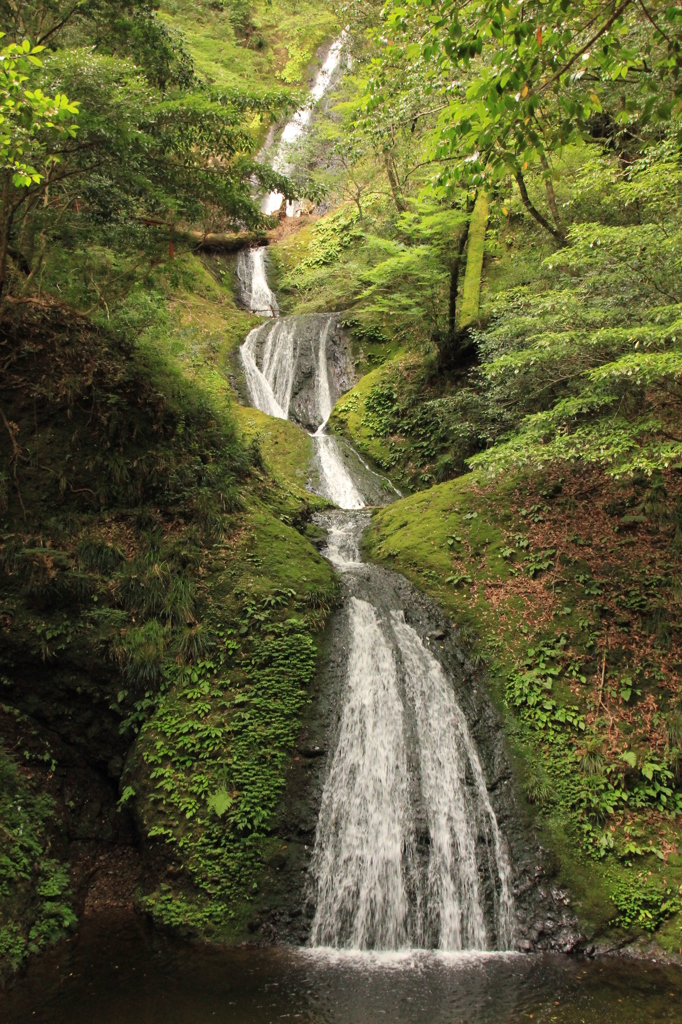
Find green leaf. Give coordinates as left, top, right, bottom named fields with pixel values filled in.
left=207, top=788, right=233, bottom=817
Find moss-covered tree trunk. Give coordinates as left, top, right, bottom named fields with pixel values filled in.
left=457, top=190, right=489, bottom=329
left=438, top=191, right=488, bottom=371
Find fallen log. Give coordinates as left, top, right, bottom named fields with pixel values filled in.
left=181, top=229, right=270, bottom=252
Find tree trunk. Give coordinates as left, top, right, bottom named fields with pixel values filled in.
left=0, top=174, right=12, bottom=300
left=458, top=190, right=489, bottom=329
left=539, top=153, right=565, bottom=236
left=448, top=222, right=470, bottom=341
left=383, top=152, right=407, bottom=213
left=180, top=228, right=268, bottom=251
left=515, top=172, right=567, bottom=246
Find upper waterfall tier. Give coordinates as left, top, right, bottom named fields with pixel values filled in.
left=261, top=35, right=347, bottom=217
left=240, top=313, right=353, bottom=432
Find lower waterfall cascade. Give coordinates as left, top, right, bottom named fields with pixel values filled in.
left=238, top=243, right=517, bottom=952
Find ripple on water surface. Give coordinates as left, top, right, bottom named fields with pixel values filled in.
left=2, top=912, right=682, bottom=1024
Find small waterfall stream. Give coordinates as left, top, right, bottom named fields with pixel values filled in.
left=261, top=34, right=347, bottom=218
left=236, top=246, right=278, bottom=316
left=236, top=40, right=515, bottom=953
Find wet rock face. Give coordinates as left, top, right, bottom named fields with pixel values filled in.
left=254, top=535, right=585, bottom=954
left=244, top=313, right=354, bottom=430
left=289, top=314, right=354, bottom=429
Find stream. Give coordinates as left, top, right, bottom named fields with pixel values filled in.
left=2, top=911, right=681, bottom=1024
left=3, top=35, right=681, bottom=1024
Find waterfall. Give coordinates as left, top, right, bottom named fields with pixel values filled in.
left=239, top=313, right=366, bottom=509
left=240, top=319, right=297, bottom=419
left=312, top=433, right=365, bottom=510
left=389, top=612, right=515, bottom=951
left=311, top=318, right=365, bottom=508
left=237, top=247, right=278, bottom=316
left=308, top=587, right=515, bottom=952
left=309, top=597, right=416, bottom=950
left=262, top=34, right=346, bottom=217
left=237, top=58, right=515, bottom=953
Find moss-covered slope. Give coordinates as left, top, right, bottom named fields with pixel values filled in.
left=364, top=466, right=682, bottom=951
left=0, top=293, right=336, bottom=977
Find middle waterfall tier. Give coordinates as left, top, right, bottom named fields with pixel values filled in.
left=239, top=312, right=395, bottom=509
left=237, top=247, right=279, bottom=317
left=240, top=313, right=352, bottom=431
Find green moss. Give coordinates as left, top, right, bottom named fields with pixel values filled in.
left=235, top=406, right=321, bottom=501
left=329, top=354, right=409, bottom=478
left=0, top=747, right=77, bottom=982
left=161, top=0, right=338, bottom=98
left=458, top=190, right=489, bottom=328
left=127, top=508, right=337, bottom=937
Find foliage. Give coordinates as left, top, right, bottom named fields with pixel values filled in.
left=0, top=35, right=79, bottom=186
left=0, top=0, right=306, bottom=308
left=610, top=874, right=682, bottom=932
left=131, top=575, right=339, bottom=932
left=0, top=261, right=339, bottom=953
left=0, top=747, right=76, bottom=980
left=378, top=0, right=682, bottom=193
left=469, top=157, right=682, bottom=478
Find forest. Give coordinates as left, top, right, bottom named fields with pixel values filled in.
left=1, top=0, right=682, bottom=990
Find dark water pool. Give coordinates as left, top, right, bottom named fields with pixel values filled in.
left=2, top=913, right=681, bottom=1024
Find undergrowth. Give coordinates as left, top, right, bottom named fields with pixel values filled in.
left=0, top=747, right=76, bottom=982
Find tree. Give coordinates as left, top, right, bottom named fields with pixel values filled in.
left=0, top=34, right=79, bottom=296
left=0, top=26, right=299, bottom=308
left=378, top=0, right=682, bottom=239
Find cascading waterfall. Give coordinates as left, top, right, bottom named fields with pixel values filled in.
left=240, top=313, right=365, bottom=509
left=236, top=39, right=515, bottom=955
left=236, top=246, right=278, bottom=316
left=261, top=34, right=347, bottom=217
left=312, top=318, right=365, bottom=509
left=240, top=319, right=298, bottom=420
left=307, top=516, right=515, bottom=952
left=389, top=611, right=515, bottom=951
left=309, top=596, right=416, bottom=950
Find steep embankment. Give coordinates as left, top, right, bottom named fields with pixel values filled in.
left=363, top=467, right=682, bottom=953
left=0, top=0, right=354, bottom=977
left=0, top=257, right=338, bottom=978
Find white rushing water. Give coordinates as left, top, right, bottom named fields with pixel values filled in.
left=236, top=247, right=278, bottom=316
left=240, top=312, right=366, bottom=509
left=238, top=75, right=514, bottom=952
left=262, top=34, right=346, bottom=217
left=311, top=318, right=365, bottom=508
left=309, top=597, right=416, bottom=950
left=309, top=593, right=515, bottom=952
left=313, top=432, right=365, bottom=509
left=240, top=319, right=296, bottom=419
left=390, top=612, right=515, bottom=951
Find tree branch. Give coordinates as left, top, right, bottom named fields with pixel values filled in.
left=515, top=172, right=567, bottom=245
left=36, top=4, right=84, bottom=45
left=539, top=0, right=635, bottom=95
